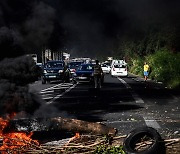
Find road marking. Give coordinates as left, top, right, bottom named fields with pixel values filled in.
left=42, top=97, right=54, bottom=100
left=46, top=83, right=78, bottom=104
left=41, top=83, right=63, bottom=92
left=104, top=120, right=137, bottom=124
left=40, top=90, right=54, bottom=94
left=143, top=117, right=161, bottom=129
left=118, top=78, right=144, bottom=104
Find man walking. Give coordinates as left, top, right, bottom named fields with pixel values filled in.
left=93, top=60, right=103, bottom=88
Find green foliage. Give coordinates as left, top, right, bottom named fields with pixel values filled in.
left=94, top=145, right=125, bottom=154
left=129, top=58, right=144, bottom=77
left=114, top=21, right=180, bottom=89
left=129, top=49, right=180, bottom=89
left=146, top=49, right=180, bottom=88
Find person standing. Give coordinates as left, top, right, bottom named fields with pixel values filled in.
left=144, top=62, right=150, bottom=81
left=93, top=60, right=103, bottom=88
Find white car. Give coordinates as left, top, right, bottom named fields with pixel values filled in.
left=101, top=63, right=111, bottom=74
left=111, top=64, right=128, bottom=77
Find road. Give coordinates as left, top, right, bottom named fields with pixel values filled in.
left=29, top=73, right=180, bottom=139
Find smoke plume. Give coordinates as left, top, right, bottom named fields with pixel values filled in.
left=0, top=0, right=180, bottom=59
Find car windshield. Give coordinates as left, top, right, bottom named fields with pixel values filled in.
left=78, top=65, right=93, bottom=71
left=46, top=61, right=64, bottom=68
left=69, top=62, right=82, bottom=68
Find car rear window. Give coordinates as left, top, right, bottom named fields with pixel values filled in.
left=46, top=62, right=64, bottom=68
left=114, top=65, right=126, bottom=68
left=69, top=62, right=82, bottom=67
left=79, top=65, right=93, bottom=71
left=101, top=64, right=107, bottom=67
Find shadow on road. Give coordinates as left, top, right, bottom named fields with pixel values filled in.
left=51, top=82, right=144, bottom=122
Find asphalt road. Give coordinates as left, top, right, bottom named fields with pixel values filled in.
left=29, top=73, right=180, bottom=139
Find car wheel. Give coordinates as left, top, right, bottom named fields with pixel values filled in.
left=123, top=127, right=165, bottom=154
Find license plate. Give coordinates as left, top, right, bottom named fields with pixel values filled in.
left=49, top=76, right=56, bottom=78
left=79, top=77, right=87, bottom=79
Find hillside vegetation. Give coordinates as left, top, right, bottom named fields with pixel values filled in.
left=114, top=24, right=180, bottom=89
left=129, top=50, right=180, bottom=89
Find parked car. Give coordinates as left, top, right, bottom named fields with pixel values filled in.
left=110, top=64, right=128, bottom=77
left=73, top=63, right=104, bottom=83
left=101, top=63, right=111, bottom=74
left=41, top=60, right=71, bottom=84
left=68, top=61, right=83, bottom=75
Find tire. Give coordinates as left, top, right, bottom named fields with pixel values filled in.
left=123, top=127, right=165, bottom=154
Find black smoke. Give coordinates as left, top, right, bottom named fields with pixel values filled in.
left=0, top=55, right=41, bottom=116
left=0, top=27, right=24, bottom=59
left=0, top=0, right=180, bottom=60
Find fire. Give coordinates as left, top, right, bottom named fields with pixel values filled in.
left=0, top=115, right=39, bottom=152
left=74, top=132, right=80, bottom=139
left=65, top=132, right=80, bottom=146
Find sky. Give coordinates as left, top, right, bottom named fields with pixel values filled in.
left=0, top=0, right=180, bottom=60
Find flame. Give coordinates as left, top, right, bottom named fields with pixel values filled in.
left=0, top=115, right=39, bottom=152
left=74, top=132, right=80, bottom=139
left=65, top=132, right=80, bottom=146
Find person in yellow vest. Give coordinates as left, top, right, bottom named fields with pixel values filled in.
left=144, top=62, right=150, bottom=81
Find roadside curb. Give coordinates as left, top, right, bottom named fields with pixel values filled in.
left=128, top=72, right=167, bottom=89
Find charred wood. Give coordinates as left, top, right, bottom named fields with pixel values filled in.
left=6, top=117, right=117, bottom=136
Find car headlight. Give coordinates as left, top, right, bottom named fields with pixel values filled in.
left=43, top=70, right=47, bottom=73
left=58, top=70, right=63, bottom=73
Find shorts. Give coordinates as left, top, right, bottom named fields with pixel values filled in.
left=144, top=71, right=149, bottom=76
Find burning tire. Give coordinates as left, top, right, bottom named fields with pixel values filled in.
left=123, top=127, right=165, bottom=154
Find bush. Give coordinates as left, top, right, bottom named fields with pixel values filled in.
left=94, top=145, right=125, bottom=154
left=129, top=57, right=144, bottom=77
left=146, top=49, right=180, bottom=88
left=129, top=49, right=180, bottom=89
